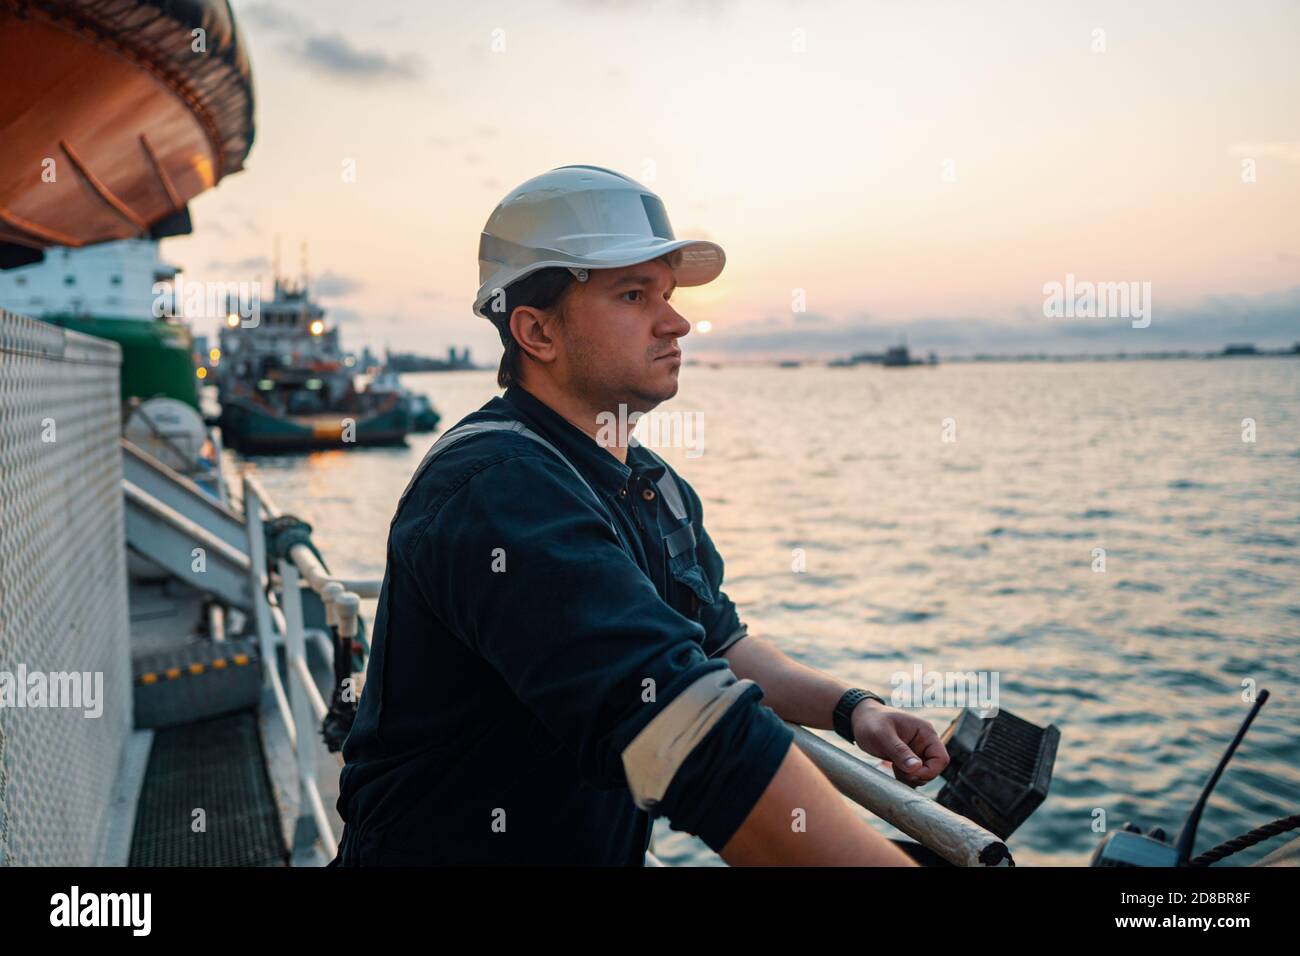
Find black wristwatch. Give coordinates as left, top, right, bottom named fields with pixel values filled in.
left=833, top=688, right=886, bottom=743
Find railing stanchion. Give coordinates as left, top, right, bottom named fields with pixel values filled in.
left=279, top=557, right=333, bottom=856
left=241, top=477, right=277, bottom=691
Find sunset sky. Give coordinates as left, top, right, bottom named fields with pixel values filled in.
left=168, top=0, right=1300, bottom=359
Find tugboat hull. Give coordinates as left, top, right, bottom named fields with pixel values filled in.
left=218, top=397, right=412, bottom=453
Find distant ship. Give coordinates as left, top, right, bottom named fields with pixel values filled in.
left=830, top=345, right=939, bottom=368
left=216, top=277, right=434, bottom=452
left=369, top=368, right=442, bottom=433
left=883, top=345, right=931, bottom=367
left=385, top=347, right=477, bottom=373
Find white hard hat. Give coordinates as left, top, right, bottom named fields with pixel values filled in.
left=473, top=164, right=725, bottom=320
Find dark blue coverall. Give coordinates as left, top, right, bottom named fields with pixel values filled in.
left=331, top=384, right=793, bottom=864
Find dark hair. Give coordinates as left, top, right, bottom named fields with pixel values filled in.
left=489, top=267, right=576, bottom=389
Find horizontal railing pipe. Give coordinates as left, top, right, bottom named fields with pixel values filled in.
left=290, top=655, right=328, bottom=723
left=786, top=723, right=1013, bottom=867
left=243, top=472, right=379, bottom=597
left=288, top=541, right=380, bottom=599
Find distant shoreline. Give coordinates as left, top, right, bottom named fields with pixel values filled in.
left=686, top=348, right=1300, bottom=368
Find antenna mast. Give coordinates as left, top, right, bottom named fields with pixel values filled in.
left=272, top=235, right=281, bottom=296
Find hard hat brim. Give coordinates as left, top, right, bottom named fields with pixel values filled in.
left=473, top=237, right=724, bottom=319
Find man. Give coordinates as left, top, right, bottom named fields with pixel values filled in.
left=332, top=165, right=948, bottom=866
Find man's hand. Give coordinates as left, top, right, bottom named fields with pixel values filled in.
left=718, top=634, right=951, bottom=788
left=851, top=701, right=949, bottom=787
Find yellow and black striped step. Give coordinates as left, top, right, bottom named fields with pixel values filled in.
left=132, top=638, right=262, bottom=730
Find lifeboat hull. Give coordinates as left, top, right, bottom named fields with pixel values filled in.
left=0, top=0, right=254, bottom=266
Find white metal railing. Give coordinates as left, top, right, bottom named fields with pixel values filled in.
left=241, top=472, right=379, bottom=864
left=209, top=427, right=230, bottom=507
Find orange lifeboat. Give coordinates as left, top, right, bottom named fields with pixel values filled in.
left=0, top=0, right=254, bottom=268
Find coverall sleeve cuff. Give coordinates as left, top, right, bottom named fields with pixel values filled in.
left=706, top=623, right=749, bottom=659
left=659, top=688, right=795, bottom=854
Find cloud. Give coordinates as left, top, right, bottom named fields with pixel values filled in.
left=1228, top=142, right=1300, bottom=164
left=241, top=3, right=421, bottom=82
left=327, top=306, right=362, bottom=324
left=296, top=34, right=421, bottom=81
left=239, top=2, right=303, bottom=33
left=206, top=254, right=272, bottom=273
left=313, top=270, right=364, bottom=297
left=431, top=128, right=500, bottom=151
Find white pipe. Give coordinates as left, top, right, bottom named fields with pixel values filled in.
left=321, top=582, right=343, bottom=628
left=242, top=479, right=283, bottom=700
left=335, top=592, right=360, bottom=639
left=279, top=559, right=321, bottom=847
left=290, top=655, right=329, bottom=723
left=245, top=475, right=371, bottom=588
left=288, top=541, right=379, bottom=598
left=265, top=655, right=296, bottom=751
left=210, top=428, right=229, bottom=506
left=302, top=777, right=337, bottom=855
left=244, top=472, right=380, bottom=597
left=787, top=724, right=1012, bottom=867
left=207, top=604, right=225, bottom=642
left=242, top=472, right=282, bottom=519
left=243, top=473, right=343, bottom=856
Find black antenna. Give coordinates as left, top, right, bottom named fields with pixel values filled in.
left=1173, top=689, right=1269, bottom=865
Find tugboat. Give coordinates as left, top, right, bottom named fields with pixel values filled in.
left=368, top=367, right=442, bottom=434
left=216, top=276, right=416, bottom=452
left=883, top=344, right=936, bottom=367
left=829, top=344, right=939, bottom=368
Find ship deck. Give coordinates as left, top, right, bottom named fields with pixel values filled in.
left=105, top=574, right=345, bottom=866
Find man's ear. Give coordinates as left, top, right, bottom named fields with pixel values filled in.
left=510, top=305, right=559, bottom=365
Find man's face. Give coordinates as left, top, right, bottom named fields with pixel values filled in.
left=554, top=256, right=691, bottom=413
